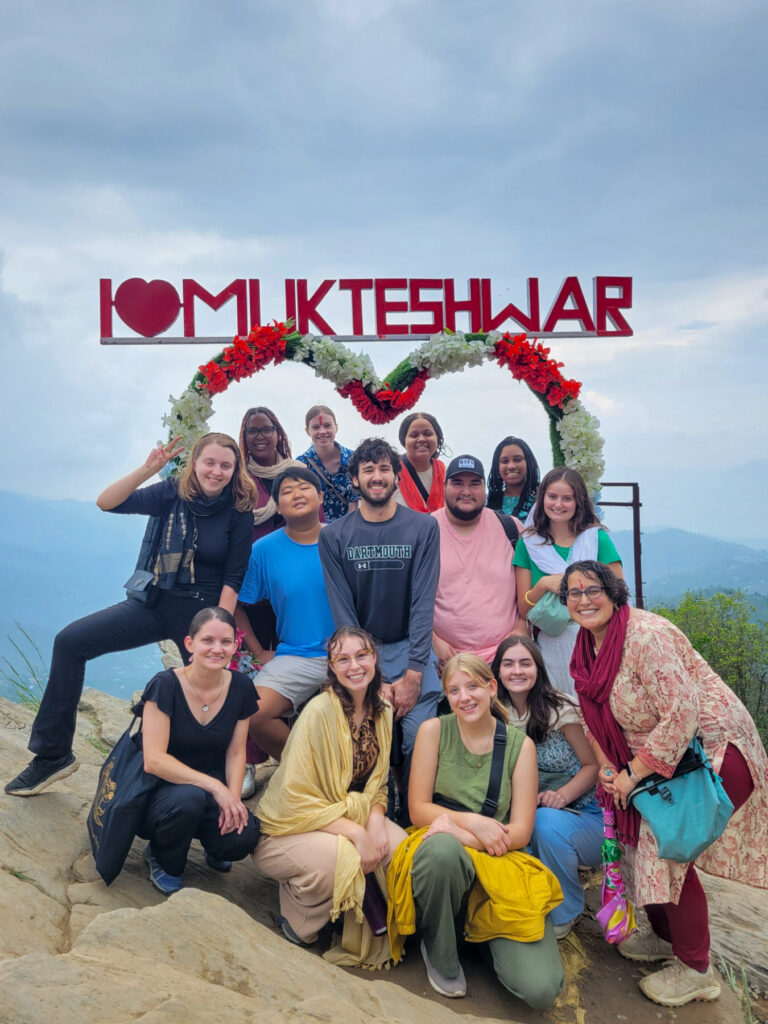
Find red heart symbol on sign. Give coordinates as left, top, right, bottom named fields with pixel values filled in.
left=114, top=278, right=182, bottom=337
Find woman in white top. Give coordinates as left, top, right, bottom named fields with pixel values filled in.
left=513, top=467, right=622, bottom=695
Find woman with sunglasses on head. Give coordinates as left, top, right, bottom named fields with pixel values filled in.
left=513, top=466, right=622, bottom=696
left=487, top=436, right=540, bottom=522
left=252, top=627, right=407, bottom=965
left=492, top=635, right=603, bottom=941
left=297, top=405, right=358, bottom=523
left=561, top=560, right=768, bottom=1008
left=394, top=411, right=447, bottom=513
left=389, top=653, right=563, bottom=1008
left=6, top=433, right=256, bottom=799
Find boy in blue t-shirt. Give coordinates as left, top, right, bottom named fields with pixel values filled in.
left=236, top=467, right=335, bottom=759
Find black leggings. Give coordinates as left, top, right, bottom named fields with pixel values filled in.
left=30, top=591, right=208, bottom=759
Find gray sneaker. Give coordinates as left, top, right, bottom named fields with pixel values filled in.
left=618, top=928, right=674, bottom=962
left=420, top=940, right=467, bottom=998
left=241, top=764, right=256, bottom=800
left=5, top=753, right=79, bottom=797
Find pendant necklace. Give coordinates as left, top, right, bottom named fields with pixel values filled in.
left=182, top=667, right=224, bottom=713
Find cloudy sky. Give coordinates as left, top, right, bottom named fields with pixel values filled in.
left=2, top=0, right=766, bottom=542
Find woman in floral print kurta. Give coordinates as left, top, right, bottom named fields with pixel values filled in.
left=562, top=560, right=768, bottom=1009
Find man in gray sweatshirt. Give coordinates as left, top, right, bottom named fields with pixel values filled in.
left=318, top=437, right=440, bottom=779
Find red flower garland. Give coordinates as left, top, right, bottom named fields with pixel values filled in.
left=337, top=370, right=429, bottom=425
left=189, top=326, right=580, bottom=425
left=195, top=322, right=290, bottom=395
left=493, top=333, right=581, bottom=410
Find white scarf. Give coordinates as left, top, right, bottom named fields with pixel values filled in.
left=522, top=525, right=599, bottom=574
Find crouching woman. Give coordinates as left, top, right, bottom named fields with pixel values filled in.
left=253, top=627, right=407, bottom=966
left=388, top=653, right=564, bottom=1008
left=137, top=607, right=261, bottom=894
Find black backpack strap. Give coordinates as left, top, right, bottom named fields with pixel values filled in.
left=479, top=719, right=508, bottom=818
left=401, top=457, right=431, bottom=505
left=304, top=457, right=348, bottom=505
left=493, top=509, right=519, bottom=546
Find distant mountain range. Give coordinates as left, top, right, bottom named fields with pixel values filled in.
left=606, top=458, right=768, bottom=549
left=0, top=490, right=766, bottom=702
left=612, top=528, right=768, bottom=607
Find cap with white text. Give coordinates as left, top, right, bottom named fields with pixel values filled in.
left=445, top=455, right=485, bottom=481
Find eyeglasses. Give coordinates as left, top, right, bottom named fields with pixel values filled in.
left=330, top=649, right=375, bottom=669
left=245, top=425, right=276, bottom=438
left=565, top=586, right=606, bottom=603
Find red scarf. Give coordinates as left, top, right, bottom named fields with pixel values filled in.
left=570, top=604, right=640, bottom=846
left=398, top=458, right=446, bottom=513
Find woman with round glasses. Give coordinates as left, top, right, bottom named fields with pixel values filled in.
left=253, top=626, right=406, bottom=964
left=237, top=407, right=304, bottom=793
left=238, top=407, right=303, bottom=542
left=561, top=559, right=768, bottom=1008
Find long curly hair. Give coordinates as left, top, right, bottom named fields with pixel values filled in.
left=486, top=435, right=540, bottom=512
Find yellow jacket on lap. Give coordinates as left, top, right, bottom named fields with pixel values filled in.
left=386, top=827, right=563, bottom=963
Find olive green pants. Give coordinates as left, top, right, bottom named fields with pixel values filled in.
left=411, top=832, right=564, bottom=1010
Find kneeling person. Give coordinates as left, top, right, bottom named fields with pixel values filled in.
left=236, top=468, right=335, bottom=759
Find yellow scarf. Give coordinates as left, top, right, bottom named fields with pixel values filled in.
left=386, top=828, right=563, bottom=964
left=256, top=689, right=393, bottom=968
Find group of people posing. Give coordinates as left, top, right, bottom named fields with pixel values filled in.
left=5, top=405, right=768, bottom=1012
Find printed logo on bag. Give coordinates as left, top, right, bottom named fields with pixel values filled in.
left=89, top=759, right=117, bottom=840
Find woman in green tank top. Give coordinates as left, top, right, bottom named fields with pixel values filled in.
left=406, top=653, right=564, bottom=1008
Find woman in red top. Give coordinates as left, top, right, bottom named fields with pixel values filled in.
left=395, top=411, right=447, bottom=513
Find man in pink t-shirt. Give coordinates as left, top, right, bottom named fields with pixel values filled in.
left=431, top=455, right=528, bottom=672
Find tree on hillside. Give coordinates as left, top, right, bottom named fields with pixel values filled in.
left=652, top=590, right=768, bottom=747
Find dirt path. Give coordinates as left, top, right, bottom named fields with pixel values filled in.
left=380, top=908, right=744, bottom=1024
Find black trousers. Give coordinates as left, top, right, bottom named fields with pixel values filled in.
left=138, top=782, right=261, bottom=876
left=30, top=591, right=208, bottom=759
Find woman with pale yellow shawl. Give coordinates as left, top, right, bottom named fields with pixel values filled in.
left=253, top=627, right=406, bottom=967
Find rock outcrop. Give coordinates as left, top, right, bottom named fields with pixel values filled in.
left=0, top=693, right=763, bottom=1023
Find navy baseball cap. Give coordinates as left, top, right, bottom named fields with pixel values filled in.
left=445, top=455, right=485, bottom=481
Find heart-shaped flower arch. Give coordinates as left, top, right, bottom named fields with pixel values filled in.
left=163, top=322, right=606, bottom=494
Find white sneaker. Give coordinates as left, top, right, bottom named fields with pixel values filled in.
left=639, top=959, right=721, bottom=1007
left=618, top=928, right=673, bottom=962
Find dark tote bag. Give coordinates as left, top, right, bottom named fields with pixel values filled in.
left=87, top=716, right=159, bottom=885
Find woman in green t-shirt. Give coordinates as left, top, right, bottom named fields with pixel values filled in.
left=513, top=467, right=622, bottom=695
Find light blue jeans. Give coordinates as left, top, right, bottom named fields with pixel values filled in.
left=529, top=798, right=604, bottom=925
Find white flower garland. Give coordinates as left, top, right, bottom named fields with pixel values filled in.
left=164, top=331, right=606, bottom=491
left=162, top=388, right=214, bottom=468
left=409, top=331, right=496, bottom=378
left=556, top=400, right=606, bottom=496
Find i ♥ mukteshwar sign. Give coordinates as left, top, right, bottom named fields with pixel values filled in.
left=99, top=275, right=633, bottom=342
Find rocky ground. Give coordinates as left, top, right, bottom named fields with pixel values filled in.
left=0, top=691, right=765, bottom=1023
